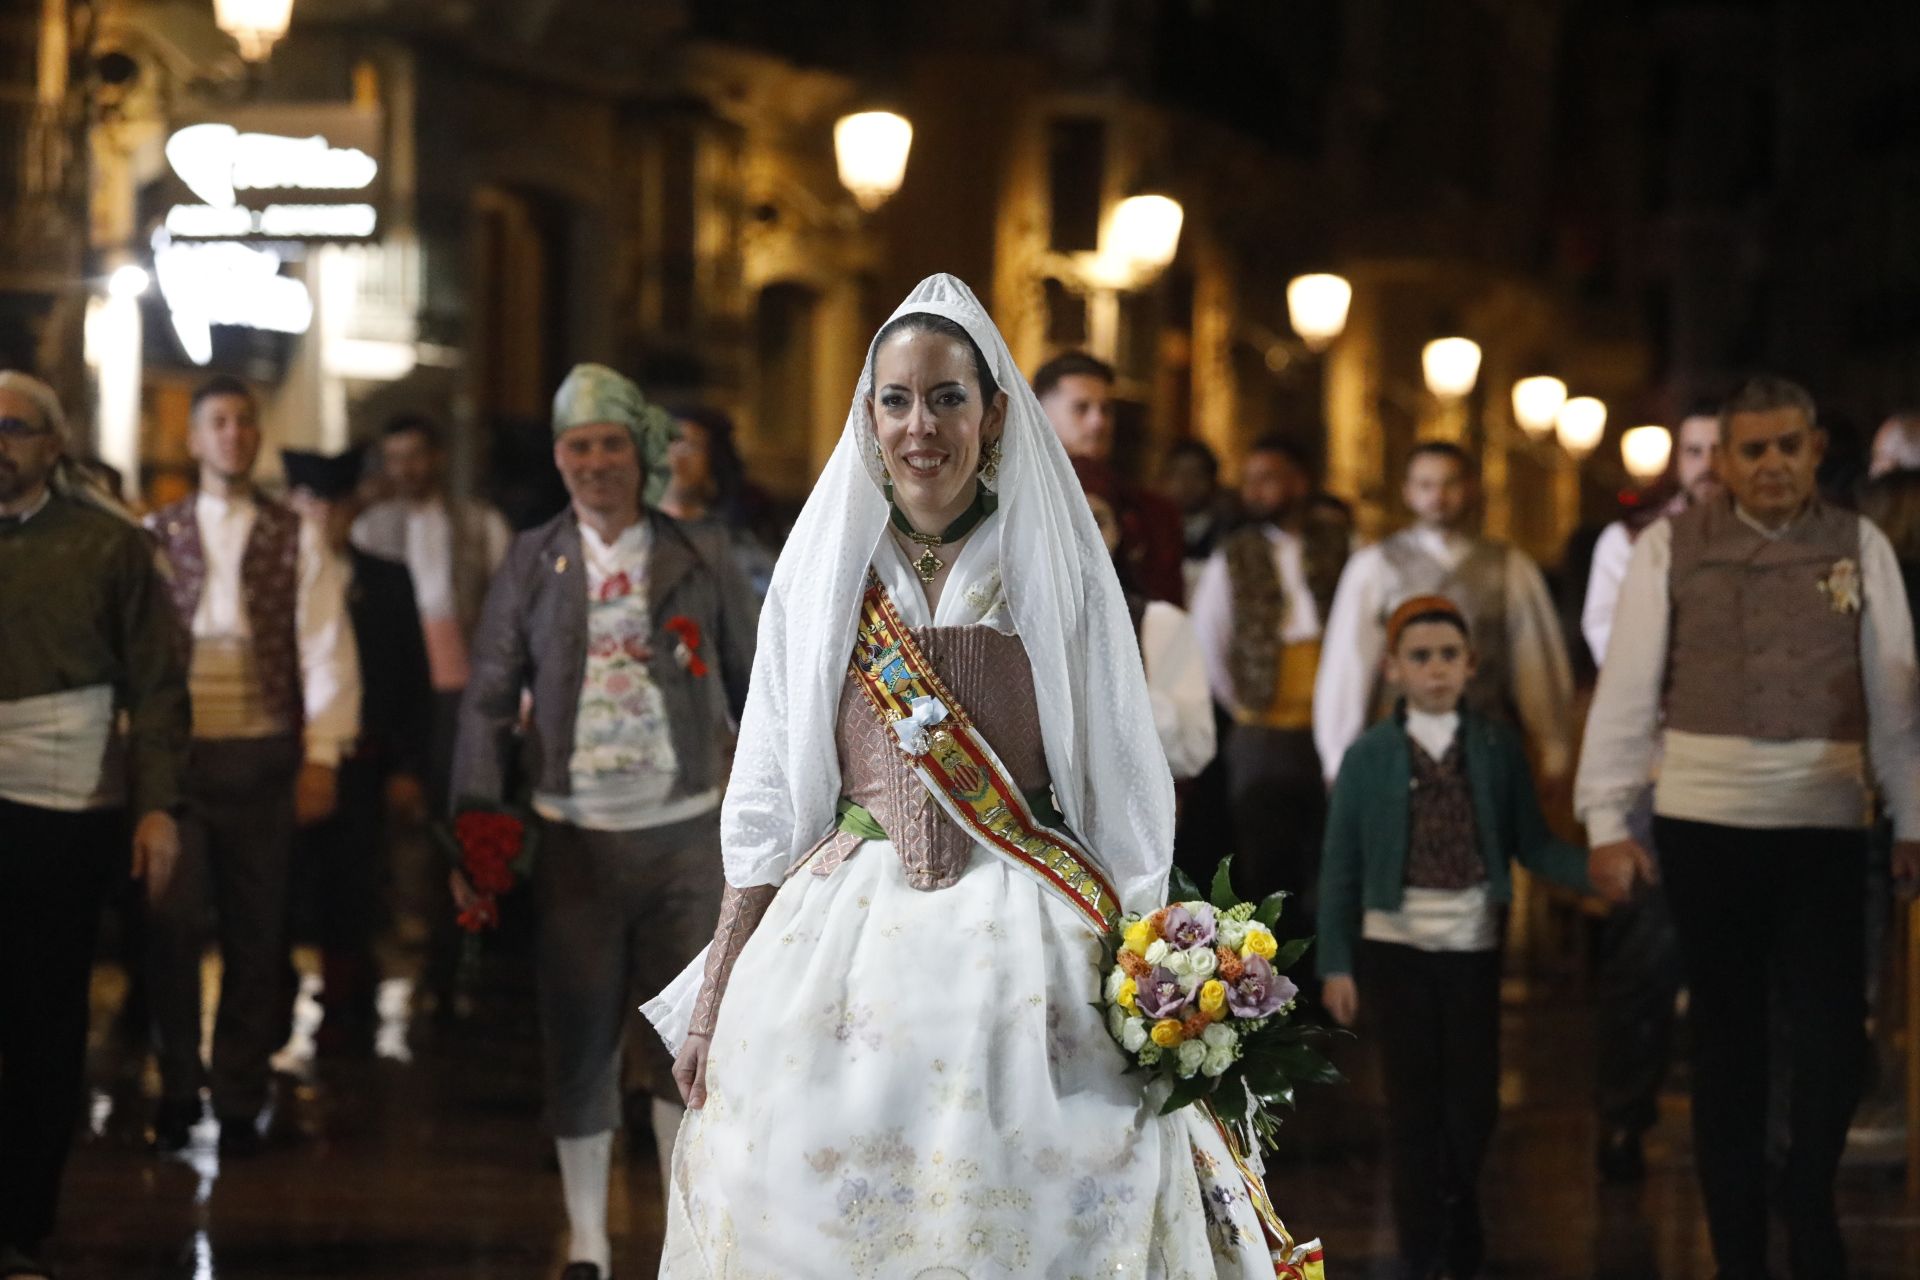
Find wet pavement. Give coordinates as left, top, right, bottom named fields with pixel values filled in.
left=48, top=947, right=1920, bottom=1278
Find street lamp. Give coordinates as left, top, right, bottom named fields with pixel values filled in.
left=1621, top=424, right=1672, bottom=481
left=1422, top=337, right=1482, bottom=400
left=1107, top=194, right=1184, bottom=278
left=214, top=0, right=296, bottom=62
left=1286, top=273, right=1351, bottom=352
left=834, top=111, right=914, bottom=211
left=1556, top=396, right=1607, bottom=460
left=1511, top=375, right=1567, bottom=441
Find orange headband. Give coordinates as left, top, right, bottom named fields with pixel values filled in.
left=1386, top=594, right=1470, bottom=652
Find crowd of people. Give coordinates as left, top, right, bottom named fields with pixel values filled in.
left=2, top=276, right=1918, bottom=1279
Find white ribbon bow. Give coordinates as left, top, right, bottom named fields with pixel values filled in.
left=890, top=695, right=949, bottom=756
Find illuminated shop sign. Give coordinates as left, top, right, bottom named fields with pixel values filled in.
left=162, top=106, right=384, bottom=243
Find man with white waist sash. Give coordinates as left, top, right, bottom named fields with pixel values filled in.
left=0, top=372, right=188, bottom=1279
left=1577, top=374, right=1920, bottom=1280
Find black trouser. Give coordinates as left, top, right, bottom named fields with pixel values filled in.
left=0, top=799, right=121, bottom=1256
left=1595, top=791, right=1682, bottom=1135
left=1360, top=940, right=1502, bottom=1278
left=288, top=750, right=388, bottom=1045
left=148, top=734, right=300, bottom=1120
left=1225, top=725, right=1325, bottom=917
left=1656, top=816, right=1867, bottom=1280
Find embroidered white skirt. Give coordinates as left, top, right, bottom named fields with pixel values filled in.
left=647, top=837, right=1285, bottom=1279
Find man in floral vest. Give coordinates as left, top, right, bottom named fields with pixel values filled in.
left=1577, top=374, right=1920, bottom=1280
left=144, top=375, right=361, bottom=1157
left=451, top=364, right=756, bottom=1280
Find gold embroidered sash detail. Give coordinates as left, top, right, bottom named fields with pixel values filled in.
left=847, top=574, right=1121, bottom=935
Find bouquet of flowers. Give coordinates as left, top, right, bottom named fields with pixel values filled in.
left=437, top=805, right=536, bottom=933
left=1101, top=858, right=1340, bottom=1145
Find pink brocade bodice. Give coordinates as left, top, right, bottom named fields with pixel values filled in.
left=835, top=624, right=1052, bottom=890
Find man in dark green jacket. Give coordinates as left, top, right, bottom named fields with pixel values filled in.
left=0, top=372, right=188, bottom=1279
left=1316, top=595, right=1635, bottom=1280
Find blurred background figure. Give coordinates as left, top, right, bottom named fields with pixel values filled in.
left=1870, top=412, right=1920, bottom=479
left=352, top=414, right=511, bottom=814
left=1035, top=351, right=1187, bottom=603
left=283, top=448, right=432, bottom=1059
left=1315, top=442, right=1575, bottom=802
left=659, top=406, right=776, bottom=599
left=1072, top=456, right=1214, bottom=781
left=1158, top=437, right=1239, bottom=600
left=1190, top=435, right=1328, bottom=909
left=144, top=377, right=361, bottom=1156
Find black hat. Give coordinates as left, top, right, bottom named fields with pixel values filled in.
left=281, top=447, right=365, bottom=500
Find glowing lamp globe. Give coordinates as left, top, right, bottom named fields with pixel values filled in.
left=1621, top=425, right=1673, bottom=481
left=1422, top=337, right=1482, bottom=400
left=1109, top=194, right=1185, bottom=275
left=1286, top=274, right=1352, bottom=352
left=215, top=0, right=295, bottom=61
left=834, top=112, right=914, bottom=211
left=1556, top=396, right=1608, bottom=460
left=1511, top=375, right=1567, bottom=440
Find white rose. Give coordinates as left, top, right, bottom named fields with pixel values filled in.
left=1144, top=939, right=1171, bottom=967
left=1107, top=1003, right=1129, bottom=1044
left=1176, top=1039, right=1209, bottom=1078
left=1201, top=1022, right=1238, bottom=1051
left=1104, top=966, right=1129, bottom=1003
left=1120, top=1017, right=1149, bottom=1053
left=1176, top=971, right=1203, bottom=996
left=1201, top=1045, right=1235, bottom=1077
left=1162, top=949, right=1192, bottom=977
left=1187, top=947, right=1218, bottom=979
left=1217, top=919, right=1249, bottom=950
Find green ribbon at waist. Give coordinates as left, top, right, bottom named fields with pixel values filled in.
left=836, top=787, right=1070, bottom=843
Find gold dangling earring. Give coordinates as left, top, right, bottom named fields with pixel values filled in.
left=980, top=438, right=1002, bottom=487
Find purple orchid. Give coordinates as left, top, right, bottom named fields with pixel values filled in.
left=1226, top=955, right=1298, bottom=1018
left=1134, top=967, right=1191, bottom=1019
left=1162, top=903, right=1216, bottom=950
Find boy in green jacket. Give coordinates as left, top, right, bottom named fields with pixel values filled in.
left=1318, top=595, right=1637, bottom=1280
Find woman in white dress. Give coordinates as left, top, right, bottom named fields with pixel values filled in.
left=645, top=274, right=1312, bottom=1279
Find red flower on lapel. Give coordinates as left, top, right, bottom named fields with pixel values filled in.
left=664, top=615, right=709, bottom=677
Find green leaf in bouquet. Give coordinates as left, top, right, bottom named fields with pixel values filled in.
left=1208, top=1076, right=1252, bottom=1123
left=1158, top=1072, right=1216, bottom=1116
left=1168, top=865, right=1202, bottom=905
left=1209, top=857, right=1238, bottom=911
left=1253, top=889, right=1289, bottom=929
left=1270, top=936, right=1313, bottom=972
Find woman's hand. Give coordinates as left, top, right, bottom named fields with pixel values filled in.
left=674, top=1033, right=713, bottom=1109
left=1322, top=975, right=1359, bottom=1028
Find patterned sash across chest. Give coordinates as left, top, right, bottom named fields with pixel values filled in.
left=847, top=573, right=1121, bottom=935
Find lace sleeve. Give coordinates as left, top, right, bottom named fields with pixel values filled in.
left=688, top=882, right=778, bottom=1037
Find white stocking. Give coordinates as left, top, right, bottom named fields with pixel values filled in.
left=555, top=1131, right=613, bottom=1272
left=650, top=1097, right=685, bottom=1194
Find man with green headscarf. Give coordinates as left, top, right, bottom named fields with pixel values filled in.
left=451, top=363, right=757, bottom=1280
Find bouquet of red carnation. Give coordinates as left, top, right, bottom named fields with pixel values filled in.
left=437, top=804, right=536, bottom=933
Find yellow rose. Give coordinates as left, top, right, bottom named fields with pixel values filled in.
left=1198, top=979, right=1228, bottom=1019
left=1242, top=927, right=1278, bottom=960
left=1123, top=919, right=1159, bottom=956
left=1116, top=977, right=1138, bottom=1012
left=1150, top=1018, right=1186, bottom=1048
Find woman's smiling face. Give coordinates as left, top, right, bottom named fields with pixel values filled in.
left=870, top=328, right=1004, bottom=528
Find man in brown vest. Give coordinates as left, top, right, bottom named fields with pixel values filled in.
left=145, top=376, right=361, bottom=1157
left=1577, top=375, right=1920, bottom=1280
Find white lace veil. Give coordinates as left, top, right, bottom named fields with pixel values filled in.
left=721, top=273, right=1175, bottom=912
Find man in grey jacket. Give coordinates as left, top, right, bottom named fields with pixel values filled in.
left=451, top=364, right=756, bottom=1280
